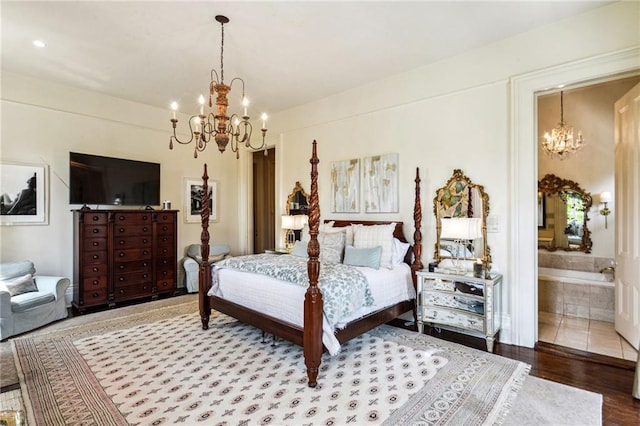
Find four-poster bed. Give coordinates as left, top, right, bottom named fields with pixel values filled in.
left=197, top=141, right=423, bottom=387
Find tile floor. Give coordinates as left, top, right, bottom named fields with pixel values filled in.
left=539, top=311, right=638, bottom=361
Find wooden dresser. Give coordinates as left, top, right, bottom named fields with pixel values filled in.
left=73, top=209, right=178, bottom=312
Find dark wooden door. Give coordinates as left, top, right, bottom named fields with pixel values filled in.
left=252, top=148, right=275, bottom=253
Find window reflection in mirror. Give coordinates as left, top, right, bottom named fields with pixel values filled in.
left=537, top=174, right=592, bottom=253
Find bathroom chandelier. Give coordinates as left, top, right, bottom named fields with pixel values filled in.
left=169, top=15, right=267, bottom=159
left=542, top=91, right=584, bottom=160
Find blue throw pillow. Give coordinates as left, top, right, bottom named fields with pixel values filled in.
left=343, top=245, right=382, bottom=269
left=291, top=241, right=308, bottom=258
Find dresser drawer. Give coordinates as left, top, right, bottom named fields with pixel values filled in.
left=82, top=275, right=108, bottom=289
left=114, top=224, right=152, bottom=236
left=83, top=237, right=107, bottom=251
left=113, top=212, right=152, bottom=225
left=114, top=235, right=152, bottom=249
left=81, top=212, right=108, bottom=224
left=83, top=225, right=107, bottom=238
left=156, top=278, right=174, bottom=293
left=82, top=263, right=108, bottom=277
left=114, top=247, right=152, bottom=261
left=115, top=259, right=151, bottom=273
left=114, top=283, right=153, bottom=300
left=81, top=288, right=108, bottom=304
left=422, top=291, right=484, bottom=315
left=83, top=250, right=108, bottom=264
left=422, top=307, right=484, bottom=333
left=114, top=271, right=152, bottom=286
left=155, top=212, right=175, bottom=223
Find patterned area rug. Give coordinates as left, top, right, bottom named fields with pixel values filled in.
left=13, top=313, right=530, bottom=425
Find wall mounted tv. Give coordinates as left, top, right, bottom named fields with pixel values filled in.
left=69, top=152, right=160, bottom=207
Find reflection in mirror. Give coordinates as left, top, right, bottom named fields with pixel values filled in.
left=434, top=169, right=491, bottom=270
left=537, top=174, right=592, bottom=253
left=286, top=181, right=309, bottom=215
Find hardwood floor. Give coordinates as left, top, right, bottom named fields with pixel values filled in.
left=393, top=322, right=640, bottom=425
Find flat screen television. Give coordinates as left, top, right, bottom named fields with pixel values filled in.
left=69, top=152, right=160, bottom=206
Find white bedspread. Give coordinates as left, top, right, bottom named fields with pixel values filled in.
left=207, top=260, right=415, bottom=355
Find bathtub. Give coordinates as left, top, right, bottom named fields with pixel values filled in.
left=538, top=267, right=613, bottom=286
left=538, top=267, right=614, bottom=322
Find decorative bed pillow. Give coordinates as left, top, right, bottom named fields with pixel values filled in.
left=343, top=245, right=382, bottom=269
left=353, top=223, right=396, bottom=269
left=392, top=238, right=411, bottom=265
left=301, top=221, right=335, bottom=242
left=291, top=241, right=308, bottom=258
left=318, top=230, right=346, bottom=264
left=0, top=273, right=38, bottom=297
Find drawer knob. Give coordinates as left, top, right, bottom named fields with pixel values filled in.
left=119, top=265, right=125, bottom=270
left=92, top=267, right=98, bottom=272
left=143, top=215, right=148, bottom=220
left=92, top=242, right=99, bottom=246
left=119, top=215, right=125, bottom=220
left=119, top=228, right=125, bottom=233
left=93, top=292, right=99, bottom=298
left=119, top=277, right=124, bottom=281
left=143, top=239, right=148, bottom=244
left=143, top=262, right=148, bottom=267
left=92, top=216, right=100, bottom=221
left=119, top=252, right=125, bottom=257
left=92, top=280, right=98, bottom=285
left=119, top=289, right=124, bottom=294
left=92, top=229, right=99, bottom=234
left=92, top=254, right=99, bottom=260
left=119, top=240, right=124, bottom=245
left=143, top=274, right=148, bottom=279
left=143, top=250, right=149, bottom=256
left=143, top=227, right=149, bottom=232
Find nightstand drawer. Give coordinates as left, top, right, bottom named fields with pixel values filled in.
left=423, top=278, right=485, bottom=297
left=422, top=291, right=484, bottom=314
left=422, top=307, right=484, bottom=333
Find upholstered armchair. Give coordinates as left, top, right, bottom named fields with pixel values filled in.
left=183, top=244, right=231, bottom=293
left=0, top=260, right=69, bottom=340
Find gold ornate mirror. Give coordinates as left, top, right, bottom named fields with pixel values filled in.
left=538, top=174, right=592, bottom=253
left=434, top=169, right=491, bottom=268
left=286, top=182, right=309, bottom=215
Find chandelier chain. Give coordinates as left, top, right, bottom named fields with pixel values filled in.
left=220, top=21, right=224, bottom=83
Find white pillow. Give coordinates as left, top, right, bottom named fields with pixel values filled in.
left=392, top=238, right=411, bottom=265
left=301, top=221, right=335, bottom=242
left=353, top=223, right=396, bottom=269
left=0, top=273, right=38, bottom=296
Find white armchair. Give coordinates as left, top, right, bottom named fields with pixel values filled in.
left=182, top=244, right=231, bottom=293
left=0, top=261, right=69, bottom=340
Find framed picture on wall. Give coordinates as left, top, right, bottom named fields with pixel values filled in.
left=184, top=178, right=217, bottom=223
left=363, top=153, right=399, bottom=213
left=0, top=162, right=48, bottom=225
left=330, top=158, right=360, bottom=213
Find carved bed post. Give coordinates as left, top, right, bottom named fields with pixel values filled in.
left=411, top=167, right=423, bottom=329
left=199, top=164, right=212, bottom=330
left=304, top=140, right=323, bottom=387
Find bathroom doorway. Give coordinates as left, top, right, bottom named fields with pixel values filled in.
left=535, top=75, right=640, bottom=361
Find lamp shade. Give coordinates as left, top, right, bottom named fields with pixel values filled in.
left=293, top=214, right=308, bottom=230
left=281, top=215, right=296, bottom=230
left=440, top=217, right=482, bottom=240
left=600, top=191, right=612, bottom=203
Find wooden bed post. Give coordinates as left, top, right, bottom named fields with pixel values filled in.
left=411, top=167, right=423, bottom=328
left=199, top=164, right=212, bottom=330
left=304, top=140, right=323, bottom=387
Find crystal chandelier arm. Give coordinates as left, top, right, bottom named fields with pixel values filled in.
left=170, top=114, right=201, bottom=146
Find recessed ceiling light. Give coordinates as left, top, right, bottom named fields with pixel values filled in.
left=33, top=40, right=46, bottom=48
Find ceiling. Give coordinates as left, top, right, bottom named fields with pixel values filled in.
left=1, top=1, right=611, bottom=118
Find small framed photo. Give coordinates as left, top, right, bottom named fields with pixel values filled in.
left=0, top=162, right=48, bottom=225
left=184, top=178, right=217, bottom=223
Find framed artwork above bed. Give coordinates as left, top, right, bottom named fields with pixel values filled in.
left=184, top=177, right=217, bottom=223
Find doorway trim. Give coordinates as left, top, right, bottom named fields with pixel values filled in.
left=509, top=46, right=640, bottom=348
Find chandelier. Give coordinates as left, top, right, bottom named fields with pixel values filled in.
left=542, top=91, right=584, bottom=160
left=169, top=15, right=267, bottom=159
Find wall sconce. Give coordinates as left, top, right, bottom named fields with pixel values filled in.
left=600, top=191, right=612, bottom=229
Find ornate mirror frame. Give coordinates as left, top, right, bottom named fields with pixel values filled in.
left=538, top=174, right=593, bottom=253
left=286, top=181, right=310, bottom=215
left=433, top=169, right=491, bottom=267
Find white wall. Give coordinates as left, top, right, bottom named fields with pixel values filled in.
left=269, top=1, right=639, bottom=344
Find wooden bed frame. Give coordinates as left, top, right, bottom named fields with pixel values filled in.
left=198, top=140, right=423, bottom=387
